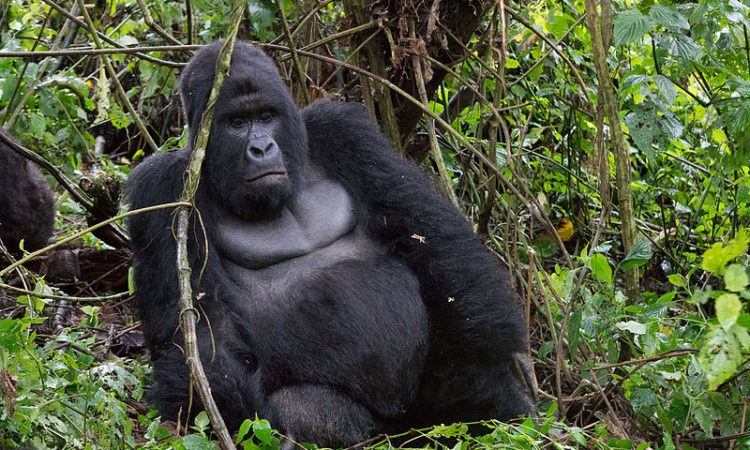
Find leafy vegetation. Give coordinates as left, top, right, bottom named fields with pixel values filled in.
left=0, top=0, right=748, bottom=448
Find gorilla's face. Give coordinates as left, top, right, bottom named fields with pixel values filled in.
left=180, top=42, right=307, bottom=221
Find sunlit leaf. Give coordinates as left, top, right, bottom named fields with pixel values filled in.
left=716, top=293, right=741, bottom=330
left=589, top=253, right=612, bottom=284
left=724, top=264, right=749, bottom=292
left=619, top=239, right=653, bottom=270
left=649, top=5, right=689, bottom=31
left=614, top=10, right=654, bottom=46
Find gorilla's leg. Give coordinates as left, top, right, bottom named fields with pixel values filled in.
left=265, top=385, right=373, bottom=448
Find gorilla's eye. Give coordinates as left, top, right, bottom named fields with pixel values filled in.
left=258, top=111, right=273, bottom=122
left=230, top=118, right=245, bottom=128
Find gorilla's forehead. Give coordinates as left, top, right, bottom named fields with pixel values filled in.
left=225, top=64, right=286, bottom=96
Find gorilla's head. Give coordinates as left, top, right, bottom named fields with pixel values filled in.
left=180, top=41, right=307, bottom=221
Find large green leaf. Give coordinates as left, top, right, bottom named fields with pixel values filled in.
left=619, top=239, right=653, bottom=270
left=589, top=253, right=613, bottom=284
left=649, top=5, right=689, bottom=31
left=702, top=231, right=750, bottom=274
left=653, top=75, right=677, bottom=106
left=671, top=34, right=700, bottom=61
left=614, top=10, right=654, bottom=46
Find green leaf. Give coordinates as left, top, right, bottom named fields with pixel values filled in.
left=619, top=239, right=653, bottom=270
left=236, top=419, right=252, bottom=444
left=29, top=111, right=46, bottom=136
left=660, top=109, right=685, bottom=139
left=701, top=231, right=750, bottom=274
left=569, top=427, right=587, bottom=446
left=614, top=10, right=654, bottom=46
left=616, top=320, right=647, bottom=335
left=116, top=35, right=139, bottom=47
left=0, top=318, right=23, bottom=352
left=672, top=35, right=700, bottom=61
left=649, top=5, right=689, bottom=31
left=630, top=387, right=659, bottom=413
left=589, top=253, right=612, bottom=284
left=694, top=403, right=717, bottom=434
left=668, top=274, right=686, bottom=287
left=181, top=433, right=215, bottom=450
left=653, top=75, right=677, bottom=106
left=505, top=58, right=520, bottom=69
left=253, top=419, right=273, bottom=444
left=193, top=411, right=210, bottom=431
left=699, top=325, right=747, bottom=389
left=724, top=264, right=749, bottom=292
left=622, top=74, right=650, bottom=89
left=716, top=293, right=741, bottom=330
left=568, top=309, right=583, bottom=360
left=538, top=340, right=554, bottom=359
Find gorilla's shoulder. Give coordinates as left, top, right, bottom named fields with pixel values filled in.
left=301, top=100, right=371, bottom=129
left=127, top=149, right=190, bottom=208
left=301, top=100, right=390, bottom=158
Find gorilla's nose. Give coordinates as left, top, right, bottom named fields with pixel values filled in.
left=247, top=136, right=279, bottom=161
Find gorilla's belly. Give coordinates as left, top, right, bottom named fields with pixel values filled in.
left=222, top=227, right=424, bottom=331
left=222, top=229, right=428, bottom=412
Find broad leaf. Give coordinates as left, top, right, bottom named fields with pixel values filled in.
left=619, top=239, right=653, bottom=270
left=614, top=10, right=654, bottom=46
left=724, top=264, right=749, bottom=292
left=649, top=5, right=689, bottom=31
left=616, top=320, right=647, bottom=335
left=589, top=253, right=613, bottom=284
left=701, top=231, right=750, bottom=274
left=716, top=293, right=741, bottom=330
left=653, top=75, right=677, bottom=106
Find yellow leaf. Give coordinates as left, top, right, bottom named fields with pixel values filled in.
left=556, top=219, right=575, bottom=241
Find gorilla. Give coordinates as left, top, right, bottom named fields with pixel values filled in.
left=0, top=128, right=55, bottom=254
left=127, top=41, right=536, bottom=447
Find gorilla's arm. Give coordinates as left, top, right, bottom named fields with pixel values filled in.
left=303, top=101, right=527, bottom=354
left=126, top=150, right=190, bottom=342
left=303, top=101, right=536, bottom=421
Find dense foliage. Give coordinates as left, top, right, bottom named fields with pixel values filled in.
left=0, top=0, right=748, bottom=448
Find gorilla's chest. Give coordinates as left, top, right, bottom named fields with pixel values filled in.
left=212, top=174, right=387, bottom=297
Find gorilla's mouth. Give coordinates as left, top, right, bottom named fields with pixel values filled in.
left=245, top=171, right=287, bottom=183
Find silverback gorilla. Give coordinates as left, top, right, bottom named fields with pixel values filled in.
left=0, top=128, right=55, bottom=254
left=127, top=41, right=536, bottom=447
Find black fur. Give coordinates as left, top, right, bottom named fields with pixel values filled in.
left=0, top=129, right=55, bottom=253
left=127, top=41, right=535, bottom=447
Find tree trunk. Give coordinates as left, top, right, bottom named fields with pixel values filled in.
left=342, top=0, right=490, bottom=160
left=584, top=0, right=639, bottom=300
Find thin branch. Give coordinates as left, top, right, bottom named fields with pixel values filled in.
left=409, top=18, right=457, bottom=206
left=134, top=0, right=183, bottom=45
left=39, top=0, right=184, bottom=68
left=1, top=44, right=200, bottom=58
left=0, top=284, right=129, bottom=302
left=591, top=348, right=698, bottom=371
left=679, top=431, right=750, bottom=445
left=76, top=0, right=159, bottom=153
left=505, top=6, right=593, bottom=106
left=0, top=202, right=190, bottom=277
left=172, top=4, right=246, bottom=449
left=274, top=0, right=311, bottom=104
